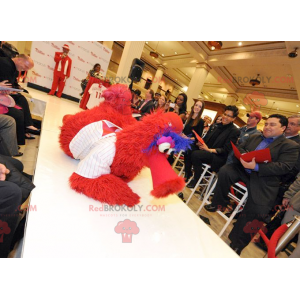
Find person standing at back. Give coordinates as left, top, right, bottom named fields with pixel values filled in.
left=48, top=44, right=72, bottom=98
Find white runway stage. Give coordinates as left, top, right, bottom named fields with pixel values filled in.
left=22, top=88, right=238, bottom=258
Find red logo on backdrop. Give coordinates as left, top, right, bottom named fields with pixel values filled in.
left=47, top=65, right=54, bottom=71
left=35, top=48, right=45, bottom=55
left=67, top=41, right=75, bottom=45
left=32, top=71, right=41, bottom=77
left=73, top=76, right=81, bottom=82
left=91, top=52, right=98, bottom=58
left=103, top=48, right=110, bottom=54
left=51, top=43, right=60, bottom=50
left=78, top=56, right=85, bottom=63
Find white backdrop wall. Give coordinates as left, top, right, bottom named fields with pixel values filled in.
left=28, top=41, right=112, bottom=99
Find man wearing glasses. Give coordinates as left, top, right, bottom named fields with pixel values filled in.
left=186, top=105, right=240, bottom=187
left=205, top=114, right=299, bottom=255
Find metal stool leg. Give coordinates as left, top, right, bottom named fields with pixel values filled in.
left=196, top=178, right=218, bottom=215
left=185, top=164, right=210, bottom=205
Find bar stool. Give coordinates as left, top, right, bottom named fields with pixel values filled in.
left=196, top=180, right=248, bottom=237
left=185, top=164, right=216, bottom=205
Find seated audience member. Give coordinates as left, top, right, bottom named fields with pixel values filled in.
left=208, top=115, right=222, bottom=132
left=168, top=99, right=205, bottom=167
left=80, top=63, right=102, bottom=96
left=186, top=106, right=240, bottom=186
left=0, top=115, right=21, bottom=157
left=131, top=89, right=142, bottom=110
left=0, top=55, right=40, bottom=144
left=0, top=155, right=35, bottom=258
left=155, top=95, right=167, bottom=111
left=204, top=114, right=299, bottom=255
left=153, top=92, right=161, bottom=107
left=226, top=111, right=261, bottom=164
left=166, top=93, right=188, bottom=121
left=255, top=114, right=300, bottom=250
left=182, top=99, right=205, bottom=138
left=137, top=89, right=155, bottom=117
left=201, top=115, right=212, bottom=137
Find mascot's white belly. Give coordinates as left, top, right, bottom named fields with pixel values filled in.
left=69, top=120, right=122, bottom=179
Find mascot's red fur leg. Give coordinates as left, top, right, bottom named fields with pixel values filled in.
left=69, top=173, right=140, bottom=207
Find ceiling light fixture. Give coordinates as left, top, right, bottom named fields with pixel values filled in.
left=208, top=41, right=223, bottom=50
left=238, top=42, right=242, bottom=46
left=162, top=54, right=165, bottom=56
left=175, top=52, right=177, bottom=54
left=150, top=41, right=159, bottom=58
left=250, top=74, right=261, bottom=86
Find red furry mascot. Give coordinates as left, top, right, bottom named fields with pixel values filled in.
left=59, top=84, right=137, bottom=158
left=59, top=84, right=192, bottom=207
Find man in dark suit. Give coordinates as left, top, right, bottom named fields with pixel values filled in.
left=255, top=114, right=300, bottom=251
left=137, top=89, right=155, bottom=117
left=205, top=114, right=299, bottom=254
left=186, top=105, right=240, bottom=187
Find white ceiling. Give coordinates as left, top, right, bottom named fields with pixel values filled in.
left=113, top=41, right=300, bottom=118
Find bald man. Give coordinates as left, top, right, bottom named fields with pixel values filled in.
left=0, top=54, right=39, bottom=145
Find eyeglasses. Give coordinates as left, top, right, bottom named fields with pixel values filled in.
left=223, top=112, right=234, bottom=118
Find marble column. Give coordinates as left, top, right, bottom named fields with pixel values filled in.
left=151, top=65, right=166, bottom=93
left=102, top=41, right=114, bottom=49
left=224, top=93, right=239, bottom=106
left=186, top=63, right=211, bottom=109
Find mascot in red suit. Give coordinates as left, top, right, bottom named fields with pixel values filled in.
left=59, top=84, right=191, bottom=207
left=48, top=44, right=72, bottom=98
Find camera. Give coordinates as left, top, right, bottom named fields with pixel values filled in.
left=288, top=48, right=298, bottom=58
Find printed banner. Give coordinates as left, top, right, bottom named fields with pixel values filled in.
left=28, top=41, right=112, bottom=99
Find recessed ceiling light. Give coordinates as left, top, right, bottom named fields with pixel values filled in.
left=186, top=73, right=188, bottom=75
left=238, top=42, right=242, bottom=46
left=277, top=108, right=279, bottom=110
left=211, top=46, right=215, bottom=50
left=162, top=54, right=164, bottom=56
left=296, top=105, right=299, bottom=107
left=146, top=41, right=148, bottom=44
left=175, top=52, right=177, bottom=54
left=175, top=79, right=177, bottom=81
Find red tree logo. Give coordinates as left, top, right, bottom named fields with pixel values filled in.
left=115, top=219, right=140, bottom=243
left=242, top=91, right=268, bottom=112
left=243, top=219, right=267, bottom=241
left=0, top=220, right=11, bottom=243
